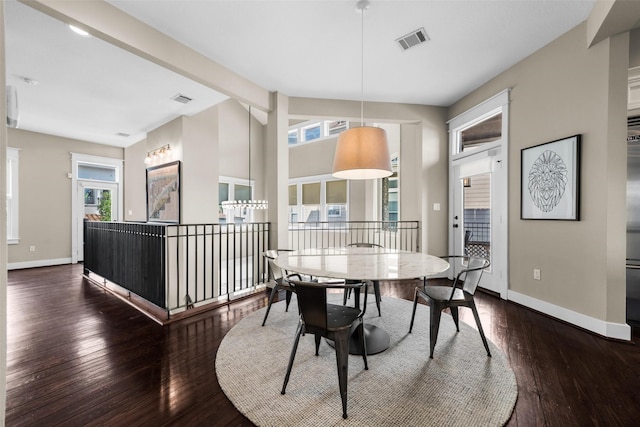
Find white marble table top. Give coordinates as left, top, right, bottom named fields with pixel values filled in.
left=274, top=247, right=450, bottom=281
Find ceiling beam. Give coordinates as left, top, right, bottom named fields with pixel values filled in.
left=587, top=0, right=640, bottom=48
left=20, top=0, right=272, bottom=112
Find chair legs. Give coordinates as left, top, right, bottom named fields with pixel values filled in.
left=428, top=300, right=445, bottom=359
left=409, top=288, right=444, bottom=358
left=409, top=288, right=420, bottom=333
left=344, top=281, right=382, bottom=316
left=333, top=331, right=350, bottom=419
left=262, top=286, right=294, bottom=327
left=410, top=289, right=490, bottom=359
left=282, top=320, right=368, bottom=420
left=281, top=319, right=304, bottom=395
left=261, top=285, right=280, bottom=326
left=450, top=306, right=460, bottom=332
left=468, top=300, right=492, bottom=357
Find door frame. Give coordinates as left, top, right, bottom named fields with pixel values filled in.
left=447, top=89, right=509, bottom=299
left=71, top=153, right=123, bottom=264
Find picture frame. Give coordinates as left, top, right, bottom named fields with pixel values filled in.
left=521, top=134, right=581, bottom=220
left=146, top=161, right=181, bottom=223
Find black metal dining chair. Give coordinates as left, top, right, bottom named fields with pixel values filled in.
left=281, top=279, right=369, bottom=419
left=409, top=255, right=491, bottom=358
left=343, top=242, right=383, bottom=316
left=261, top=250, right=302, bottom=326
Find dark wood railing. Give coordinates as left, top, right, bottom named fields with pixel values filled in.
left=84, top=221, right=167, bottom=307
left=84, top=221, right=270, bottom=318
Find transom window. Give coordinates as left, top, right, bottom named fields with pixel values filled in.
left=288, top=120, right=350, bottom=145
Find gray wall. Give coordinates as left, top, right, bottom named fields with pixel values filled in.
left=7, top=128, right=123, bottom=265
left=449, top=22, right=628, bottom=325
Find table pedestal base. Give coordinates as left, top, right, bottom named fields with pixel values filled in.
left=326, top=324, right=390, bottom=355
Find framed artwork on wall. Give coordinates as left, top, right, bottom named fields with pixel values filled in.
left=146, top=161, right=181, bottom=223
left=521, top=134, right=581, bottom=220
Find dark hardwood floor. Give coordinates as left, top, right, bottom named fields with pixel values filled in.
left=5, top=264, right=640, bottom=426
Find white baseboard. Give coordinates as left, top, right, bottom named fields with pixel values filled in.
left=508, top=290, right=631, bottom=341
left=7, top=258, right=73, bottom=271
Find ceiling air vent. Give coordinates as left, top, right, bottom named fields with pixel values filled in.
left=172, top=93, right=193, bottom=104
left=396, top=27, right=429, bottom=51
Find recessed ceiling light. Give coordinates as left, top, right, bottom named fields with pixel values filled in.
left=68, top=24, right=90, bottom=37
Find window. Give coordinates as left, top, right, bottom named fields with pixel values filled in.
left=326, top=180, right=347, bottom=222
left=78, top=164, right=117, bottom=182
left=302, top=182, right=321, bottom=223
left=289, top=176, right=349, bottom=227
left=288, top=184, right=299, bottom=223
left=382, top=154, right=399, bottom=227
left=288, top=120, right=350, bottom=146
left=456, top=111, right=502, bottom=154
left=7, top=147, right=19, bottom=243
left=219, top=178, right=255, bottom=224
left=288, top=130, right=298, bottom=145
left=326, top=120, right=347, bottom=136
left=302, top=123, right=322, bottom=142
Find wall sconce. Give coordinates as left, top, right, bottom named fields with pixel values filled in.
left=144, top=144, right=172, bottom=165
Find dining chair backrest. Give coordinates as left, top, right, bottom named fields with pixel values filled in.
left=456, top=256, right=489, bottom=295
left=289, top=281, right=328, bottom=335
left=267, top=258, right=285, bottom=283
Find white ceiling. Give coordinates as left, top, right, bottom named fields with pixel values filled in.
left=4, top=0, right=596, bottom=148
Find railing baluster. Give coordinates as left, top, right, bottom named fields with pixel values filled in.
left=85, top=220, right=418, bottom=319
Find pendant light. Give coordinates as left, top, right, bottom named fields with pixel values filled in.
left=332, top=0, right=392, bottom=180
left=221, top=105, right=268, bottom=210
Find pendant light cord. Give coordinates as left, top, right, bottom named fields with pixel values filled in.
left=360, top=3, right=364, bottom=127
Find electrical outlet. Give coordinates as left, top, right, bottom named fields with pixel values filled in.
left=533, top=268, right=541, bottom=280
left=29, top=245, right=36, bottom=252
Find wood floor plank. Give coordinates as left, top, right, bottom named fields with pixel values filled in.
left=5, top=264, right=640, bottom=426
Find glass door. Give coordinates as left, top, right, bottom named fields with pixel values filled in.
left=452, top=155, right=503, bottom=294
left=77, top=181, right=118, bottom=262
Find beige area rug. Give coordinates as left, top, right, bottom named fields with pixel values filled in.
left=216, top=295, right=517, bottom=426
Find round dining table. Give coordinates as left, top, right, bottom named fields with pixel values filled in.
left=274, top=247, right=450, bottom=354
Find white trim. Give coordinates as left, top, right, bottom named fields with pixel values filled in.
left=448, top=90, right=509, bottom=299
left=289, top=173, right=335, bottom=184
left=8, top=258, right=72, bottom=270
left=219, top=175, right=255, bottom=187
left=447, top=88, right=511, bottom=128
left=509, top=290, right=631, bottom=341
